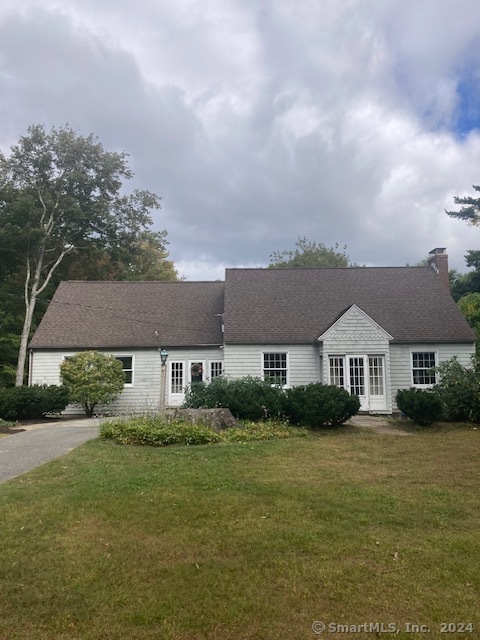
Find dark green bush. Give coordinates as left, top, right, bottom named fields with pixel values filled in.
left=184, top=376, right=285, bottom=421
left=0, top=385, right=70, bottom=421
left=432, top=357, right=480, bottom=422
left=100, top=416, right=222, bottom=446
left=285, top=383, right=360, bottom=427
left=395, top=387, right=443, bottom=426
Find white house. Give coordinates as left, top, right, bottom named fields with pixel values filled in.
left=29, top=248, right=476, bottom=414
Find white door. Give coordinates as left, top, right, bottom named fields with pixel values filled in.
left=169, top=361, right=185, bottom=406
left=346, top=355, right=368, bottom=411
left=367, top=356, right=387, bottom=411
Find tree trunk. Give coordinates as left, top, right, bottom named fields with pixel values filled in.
left=15, top=225, right=71, bottom=386
left=15, top=293, right=37, bottom=386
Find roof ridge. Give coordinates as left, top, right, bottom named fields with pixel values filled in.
left=62, top=280, right=225, bottom=284
left=225, top=266, right=430, bottom=272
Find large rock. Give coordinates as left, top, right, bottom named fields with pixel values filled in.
left=165, top=408, right=239, bottom=431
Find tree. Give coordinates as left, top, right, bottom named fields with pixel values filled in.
left=58, top=230, right=179, bottom=281
left=445, top=187, right=480, bottom=300
left=446, top=185, right=480, bottom=225
left=268, top=237, right=353, bottom=268
left=60, top=351, right=125, bottom=417
left=0, top=125, right=164, bottom=386
left=457, top=292, right=480, bottom=352
left=449, top=251, right=480, bottom=301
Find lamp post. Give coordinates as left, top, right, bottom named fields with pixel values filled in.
left=159, top=348, right=168, bottom=414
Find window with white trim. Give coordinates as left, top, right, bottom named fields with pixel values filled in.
left=368, top=356, right=384, bottom=395
left=115, top=356, right=133, bottom=385
left=329, top=357, right=345, bottom=388
left=412, top=352, right=437, bottom=385
left=190, top=361, right=204, bottom=384
left=263, top=352, right=288, bottom=385
left=210, top=361, right=223, bottom=379
left=171, top=362, right=184, bottom=394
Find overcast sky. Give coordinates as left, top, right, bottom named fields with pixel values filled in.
left=1, top=0, right=480, bottom=280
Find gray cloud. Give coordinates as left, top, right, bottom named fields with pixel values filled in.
left=1, top=1, right=480, bottom=279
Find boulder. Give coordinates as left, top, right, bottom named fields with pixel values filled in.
left=165, top=408, right=239, bottom=431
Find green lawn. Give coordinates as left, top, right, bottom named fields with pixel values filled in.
left=0, top=427, right=479, bottom=639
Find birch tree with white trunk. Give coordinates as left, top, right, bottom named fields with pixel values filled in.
left=0, top=125, right=161, bottom=386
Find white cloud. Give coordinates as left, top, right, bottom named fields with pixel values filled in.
left=1, top=0, right=480, bottom=278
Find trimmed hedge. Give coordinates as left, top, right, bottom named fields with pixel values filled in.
left=285, top=383, right=360, bottom=427
left=0, top=385, right=70, bottom=421
left=396, top=387, right=443, bottom=426
left=185, top=377, right=360, bottom=427
left=184, top=376, right=285, bottom=421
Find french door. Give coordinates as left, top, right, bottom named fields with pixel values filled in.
left=346, top=356, right=368, bottom=411
left=331, top=355, right=387, bottom=411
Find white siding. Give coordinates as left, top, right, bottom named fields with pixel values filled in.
left=390, top=343, right=475, bottom=410
left=320, top=306, right=392, bottom=412
left=223, top=344, right=321, bottom=387
left=30, top=347, right=223, bottom=414
left=321, top=305, right=391, bottom=354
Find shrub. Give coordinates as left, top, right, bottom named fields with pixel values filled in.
left=432, top=357, right=480, bottom=422
left=395, top=388, right=443, bottom=426
left=0, top=385, right=69, bottom=421
left=100, top=416, right=222, bottom=446
left=60, top=351, right=125, bottom=417
left=285, top=383, right=360, bottom=428
left=184, top=376, right=285, bottom=421
left=99, top=416, right=307, bottom=447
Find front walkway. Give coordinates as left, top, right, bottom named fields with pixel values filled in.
left=347, top=414, right=411, bottom=435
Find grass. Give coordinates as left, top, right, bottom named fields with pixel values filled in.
left=0, top=427, right=479, bottom=639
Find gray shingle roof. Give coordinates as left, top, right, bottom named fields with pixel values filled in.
left=223, top=267, right=476, bottom=344
left=29, top=281, right=225, bottom=349
left=30, top=267, right=476, bottom=350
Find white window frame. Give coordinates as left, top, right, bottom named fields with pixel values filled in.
left=262, top=351, right=289, bottom=387
left=114, top=355, right=134, bottom=387
left=411, top=351, right=437, bottom=387
left=328, top=355, right=346, bottom=389
left=188, top=360, right=206, bottom=385
left=210, top=361, right=223, bottom=380
left=170, top=361, right=185, bottom=396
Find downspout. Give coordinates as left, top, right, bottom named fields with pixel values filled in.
left=316, top=340, right=323, bottom=383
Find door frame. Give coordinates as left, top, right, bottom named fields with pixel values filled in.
left=328, top=354, right=387, bottom=412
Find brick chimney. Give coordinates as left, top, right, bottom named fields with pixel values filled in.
left=428, top=248, right=449, bottom=289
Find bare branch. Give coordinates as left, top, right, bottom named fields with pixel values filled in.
left=37, top=189, right=48, bottom=226
left=36, top=245, right=74, bottom=295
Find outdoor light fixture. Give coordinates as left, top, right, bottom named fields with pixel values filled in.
left=158, top=348, right=168, bottom=414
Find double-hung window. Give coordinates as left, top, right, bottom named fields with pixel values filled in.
left=263, top=352, right=288, bottom=386
left=412, top=352, right=436, bottom=386
left=115, top=356, right=133, bottom=385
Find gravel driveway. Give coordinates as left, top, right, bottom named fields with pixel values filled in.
left=0, top=418, right=102, bottom=484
